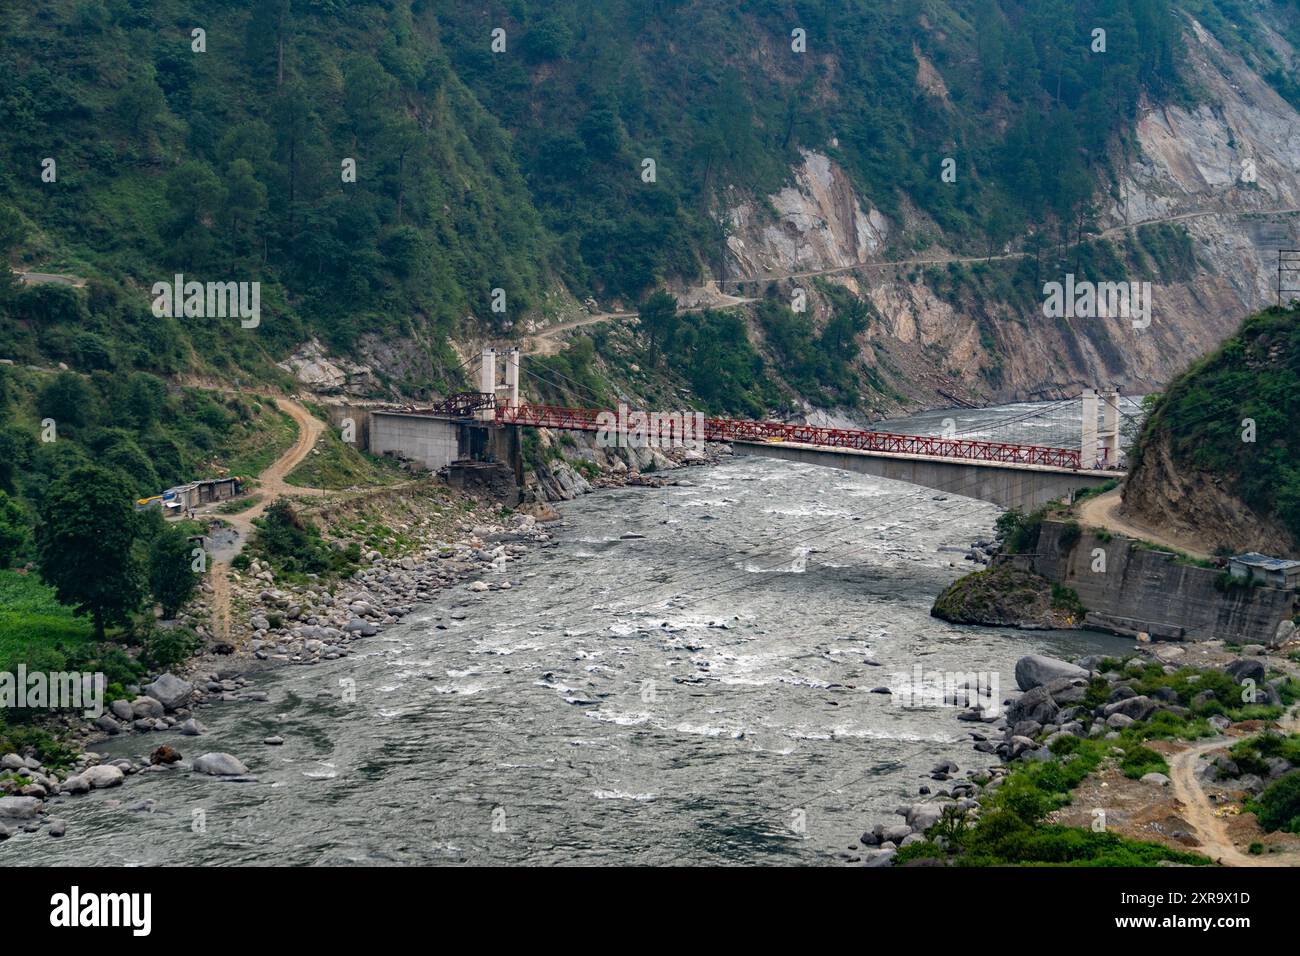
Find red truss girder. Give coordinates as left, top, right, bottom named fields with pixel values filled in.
left=496, top=403, right=1082, bottom=470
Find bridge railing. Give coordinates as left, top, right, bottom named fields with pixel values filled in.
left=497, top=403, right=1083, bottom=470
left=422, top=391, right=496, bottom=417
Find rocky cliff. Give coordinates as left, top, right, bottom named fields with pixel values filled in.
left=717, top=12, right=1300, bottom=416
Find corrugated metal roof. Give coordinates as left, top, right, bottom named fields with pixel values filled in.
left=1231, top=552, right=1300, bottom=571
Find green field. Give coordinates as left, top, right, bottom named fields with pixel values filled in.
left=0, top=569, right=95, bottom=675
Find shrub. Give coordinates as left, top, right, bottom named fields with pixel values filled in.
left=1119, top=745, right=1169, bottom=779
left=1255, top=772, right=1300, bottom=833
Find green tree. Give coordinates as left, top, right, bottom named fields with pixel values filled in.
left=38, top=372, right=96, bottom=429
left=148, top=526, right=198, bottom=618
left=0, top=491, right=26, bottom=568
left=114, top=68, right=166, bottom=134
left=35, top=465, right=143, bottom=637
left=638, top=290, right=678, bottom=365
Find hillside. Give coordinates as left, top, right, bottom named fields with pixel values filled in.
left=2, top=1, right=1300, bottom=418
left=1122, top=304, right=1300, bottom=556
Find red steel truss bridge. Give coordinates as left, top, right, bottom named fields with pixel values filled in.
left=493, top=402, right=1083, bottom=470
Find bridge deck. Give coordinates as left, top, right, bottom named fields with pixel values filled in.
left=497, top=402, right=1089, bottom=471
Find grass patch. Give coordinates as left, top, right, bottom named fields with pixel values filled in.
left=0, top=569, right=95, bottom=674
left=284, top=426, right=405, bottom=490
left=216, top=494, right=262, bottom=515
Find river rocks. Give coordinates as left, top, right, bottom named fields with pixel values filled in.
left=143, top=673, right=194, bottom=711
left=0, top=796, right=42, bottom=819
left=177, top=718, right=206, bottom=736
left=93, top=714, right=122, bottom=735
left=191, top=753, right=249, bottom=776
left=1006, top=685, right=1059, bottom=726
left=1043, top=676, right=1089, bottom=705
left=150, top=745, right=182, bottom=765
left=59, top=774, right=90, bottom=794
left=130, top=696, right=165, bottom=719
left=881, top=823, right=912, bottom=844
left=264, top=736, right=284, bottom=746
left=81, top=765, right=125, bottom=789
left=1, top=753, right=24, bottom=771
left=110, top=699, right=134, bottom=722
left=1008, top=735, right=1037, bottom=758
left=48, top=819, right=66, bottom=837
left=904, top=803, right=946, bottom=832
left=1014, top=655, right=1089, bottom=691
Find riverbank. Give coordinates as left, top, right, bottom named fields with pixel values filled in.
left=0, top=437, right=732, bottom=845
left=854, top=645, right=1300, bottom=866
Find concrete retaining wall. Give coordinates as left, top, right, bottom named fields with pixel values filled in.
left=1007, top=520, right=1297, bottom=643
left=369, top=412, right=461, bottom=470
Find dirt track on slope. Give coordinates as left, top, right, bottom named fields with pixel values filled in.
left=205, top=396, right=326, bottom=643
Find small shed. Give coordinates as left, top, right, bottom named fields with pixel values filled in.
left=1229, top=552, right=1300, bottom=589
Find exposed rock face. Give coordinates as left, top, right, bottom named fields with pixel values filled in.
left=727, top=149, right=888, bottom=275
left=721, top=16, right=1300, bottom=410
left=278, top=338, right=380, bottom=396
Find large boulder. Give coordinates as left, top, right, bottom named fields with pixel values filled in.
left=130, top=696, right=165, bottom=719
left=1015, top=655, right=1088, bottom=691
left=191, top=753, right=249, bottom=776
left=81, top=765, right=124, bottom=789
left=903, top=803, right=947, bottom=832
left=1224, top=659, right=1266, bottom=686
left=1103, top=695, right=1157, bottom=721
left=1043, top=676, right=1089, bottom=705
left=1006, top=685, right=1060, bottom=726
left=142, top=674, right=193, bottom=712
left=0, top=796, right=42, bottom=819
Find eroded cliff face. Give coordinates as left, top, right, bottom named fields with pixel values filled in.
left=722, top=13, right=1300, bottom=415
left=726, top=149, right=889, bottom=275
left=1120, top=429, right=1295, bottom=556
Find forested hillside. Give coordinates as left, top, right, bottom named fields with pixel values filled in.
left=1123, top=304, right=1300, bottom=556
left=1, top=0, right=1298, bottom=407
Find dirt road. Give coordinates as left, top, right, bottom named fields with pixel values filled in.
left=1167, top=696, right=1300, bottom=867
left=1076, top=486, right=1212, bottom=561
left=524, top=293, right=757, bottom=354
left=205, top=395, right=327, bottom=643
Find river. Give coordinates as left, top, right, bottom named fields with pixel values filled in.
left=6, top=401, right=1136, bottom=866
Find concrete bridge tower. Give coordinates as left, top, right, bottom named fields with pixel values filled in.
left=1081, top=388, right=1122, bottom=468
left=1099, top=388, right=1120, bottom=466
left=477, top=348, right=497, bottom=422
left=1081, top=388, right=1099, bottom=468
